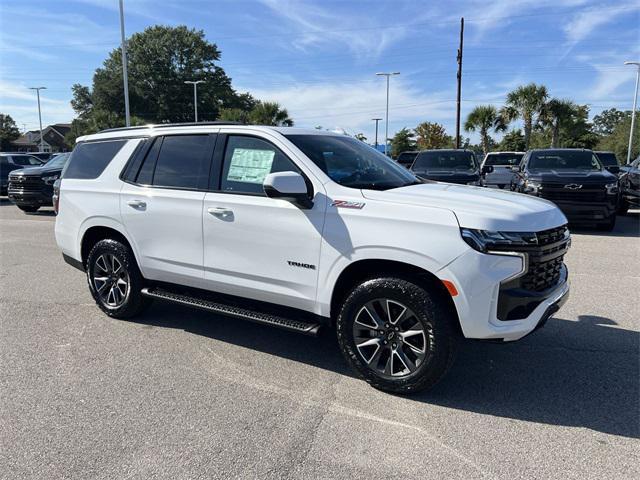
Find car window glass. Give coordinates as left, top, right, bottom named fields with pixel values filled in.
left=484, top=154, right=523, bottom=166
left=12, top=155, right=41, bottom=166
left=135, top=137, right=162, bottom=185
left=64, top=140, right=127, bottom=179
left=220, top=136, right=301, bottom=195
left=151, top=135, right=210, bottom=189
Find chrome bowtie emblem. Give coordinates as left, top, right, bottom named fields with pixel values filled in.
left=563, top=184, right=582, bottom=190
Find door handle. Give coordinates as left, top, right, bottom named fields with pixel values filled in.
left=127, top=199, right=146, bottom=209
left=207, top=207, right=233, bottom=219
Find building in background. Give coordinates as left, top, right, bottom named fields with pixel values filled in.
left=10, top=124, right=71, bottom=153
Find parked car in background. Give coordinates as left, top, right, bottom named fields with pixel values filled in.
left=511, top=149, right=618, bottom=230
left=594, top=151, right=621, bottom=175
left=617, top=156, right=640, bottom=214
left=29, top=152, right=54, bottom=162
left=7, top=152, right=71, bottom=212
left=0, top=153, right=46, bottom=195
left=410, top=149, right=491, bottom=186
left=481, top=151, right=524, bottom=189
left=55, top=123, right=570, bottom=394
left=395, top=151, right=419, bottom=168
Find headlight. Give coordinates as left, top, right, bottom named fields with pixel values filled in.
left=467, top=180, right=481, bottom=186
left=460, top=228, right=537, bottom=253
left=524, top=180, right=542, bottom=193
left=605, top=182, right=619, bottom=194
left=42, top=174, right=59, bottom=185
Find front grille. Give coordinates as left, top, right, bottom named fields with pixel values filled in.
left=540, top=185, right=605, bottom=202
left=8, top=176, right=45, bottom=192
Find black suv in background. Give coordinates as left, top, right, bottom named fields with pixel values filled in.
left=410, top=149, right=490, bottom=185
left=0, top=153, right=45, bottom=195
left=8, top=153, right=70, bottom=212
left=512, top=149, right=618, bottom=230
left=595, top=151, right=622, bottom=175
left=618, top=156, right=640, bottom=214
left=395, top=151, right=419, bottom=168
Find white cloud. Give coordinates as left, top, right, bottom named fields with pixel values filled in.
left=563, top=3, right=635, bottom=48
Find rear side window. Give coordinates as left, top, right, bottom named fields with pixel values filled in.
left=152, top=135, right=210, bottom=189
left=64, top=140, right=127, bottom=179
left=11, top=155, right=42, bottom=166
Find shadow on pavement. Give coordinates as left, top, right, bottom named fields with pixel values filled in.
left=133, top=303, right=639, bottom=439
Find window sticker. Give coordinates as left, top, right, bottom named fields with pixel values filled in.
left=227, top=148, right=275, bottom=184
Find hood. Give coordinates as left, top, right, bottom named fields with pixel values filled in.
left=9, top=164, right=62, bottom=177
left=362, top=183, right=567, bottom=232
left=528, top=169, right=617, bottom=184
left=413, top=171, right=480, bottom=184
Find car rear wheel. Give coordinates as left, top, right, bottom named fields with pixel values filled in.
left=86, top=239, right=150, bottom=319
left=336, top=277, right=458, bottom=394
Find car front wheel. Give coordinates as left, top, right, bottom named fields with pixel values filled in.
left=336, top=277, right=458, bottom=394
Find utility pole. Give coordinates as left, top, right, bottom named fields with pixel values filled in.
left=119, top=0, right=131, bottom=127
left=455, top=17, right=464, bottom=149
left=372, top=118, right=382, bottom=149
left=376, top=72, right=400, bottom=156
left=624, top=61, right=640, bottom=164
left=184, top=80, right=206, bottom=122
left=29, top=87, right=46, bottom=151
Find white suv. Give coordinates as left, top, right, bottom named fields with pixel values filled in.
left=55, top=123, right=570, bottom=393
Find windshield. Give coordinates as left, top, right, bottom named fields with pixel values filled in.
left=595, top=152, right=618, bottom=167
left=12, top=155, right=43, bottom=166
left=45, top=153, right=70, bottom=169
left=413, top=151, right=477, bottom=171
left=529, top=151, right=602, bottom=170
left=285, top=134, right=419, bottom=190
left=483, top=153, right=523, bottom=166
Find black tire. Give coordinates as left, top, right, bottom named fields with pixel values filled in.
left=336, top=277, right=458, bottom=394
left=86, top=238, right=150, bottom=319
left=597, top=215, right=616, bottom=232
left=18, top=205, right=39, bottom=212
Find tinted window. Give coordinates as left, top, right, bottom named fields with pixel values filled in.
left=44, top=153, right=70, bottom=169
left=136, top=137, right=162, bottom=185
left=64, top=140, right=127, bottom=179
left=285, top=134, right=418, bottom=190
left=596, top=152, right=618, bottom=166
left=413, top=151, right=477, bottom=171
left=221, top=136, right=301, bottom=195
left=483, top=153, right=523, bottom=166
left=529, top=150, right=601, bottom=170
left=151, top=135, right=210, bottom=189
left=396, top=152, right=417, bottom=166
left=11, top=155, right=42, bottom=166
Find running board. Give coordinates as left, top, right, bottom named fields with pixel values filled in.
left=141, top=287, right=322, bottom=336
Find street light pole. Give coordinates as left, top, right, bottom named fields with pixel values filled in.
left=119, top=0, right=131, bottom=127
left=372, top=118, right=382, bottom=149
left=184, top=80, right=206, bottom=122
left=376, top=72, right=400, bottom=156
left=29, top=87, right=46, bottom=152
left=624, top=61, right=640, bottom=164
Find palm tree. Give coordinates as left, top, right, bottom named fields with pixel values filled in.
left=501, top=83, right=548, bottom=150
left=540, top=98, right=576, bottom=148
left=248, top=101, right=294, bottom=126
left=463, top=105, right=506, bottom=155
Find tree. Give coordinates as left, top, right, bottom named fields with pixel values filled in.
left=501, top=83, right=548, bottom=149
left=0, top=114, right=20, bottom=150
left=414, top=121, right=453, bottom=150
left=354, top=133, right=367, bottom=142
left=390, top=128, right=415, bottom=158
left=463, top=105, right=506, bottom=155
left=593, top=108, right=630, bottom=136
left=247, top=101, right=293, bottom=126
left=65, top=110, right=147, bottom=146
left=218, top=108, right=249, bottom=123
left=539, top=99, right=577, bottom=148
left=498, top=129, right=526, bottom=151
left=71, top=25, right=256, bottom=124
left=597, top=115, right=640, bottom=162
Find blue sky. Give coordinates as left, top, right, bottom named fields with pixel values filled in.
left=1, top=0, right=638, bottom=143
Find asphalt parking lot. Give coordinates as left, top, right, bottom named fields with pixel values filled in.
left=1, top=198, right=638, bottom=479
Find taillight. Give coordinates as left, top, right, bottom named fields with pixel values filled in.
left=53, top=179, right=61, bottom=214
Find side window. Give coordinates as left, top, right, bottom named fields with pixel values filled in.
left=220, top=135, right=300, bottom=195
left=64, top=140, right=127, bottom=179
left=135, top=137, right=162, bottom=185
left=151, top=135, right=210, bottom=190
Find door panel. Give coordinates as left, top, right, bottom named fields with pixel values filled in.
left=202, top=192, right=325, bottom=311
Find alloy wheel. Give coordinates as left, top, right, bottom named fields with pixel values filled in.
left=352, top=298, right=430, bottom=378
left=92, top=253, right=130, bottom=309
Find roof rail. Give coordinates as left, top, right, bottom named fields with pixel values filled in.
left=99, top=121, right=246, bottom=134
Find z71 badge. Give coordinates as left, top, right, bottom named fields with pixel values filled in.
left=332, top=200, right=365, bottom=209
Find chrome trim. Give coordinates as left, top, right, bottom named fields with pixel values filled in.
left=487, top=250, right=529, bottom=284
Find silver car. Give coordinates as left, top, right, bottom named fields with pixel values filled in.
left=481, top=151, right=524, bottom=189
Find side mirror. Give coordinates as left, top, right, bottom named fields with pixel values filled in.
left=605, top=165, right=620, bottom=174
left=263, top=171, right=313, bottom=209
left=481, top=165, right=494, bottom=174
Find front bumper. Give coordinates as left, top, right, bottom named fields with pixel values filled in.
left=437, top=248, right=570, bottom=342
left=543, top=198, right=617, bottom=224
left=7, top=186, right=53, bottom=207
